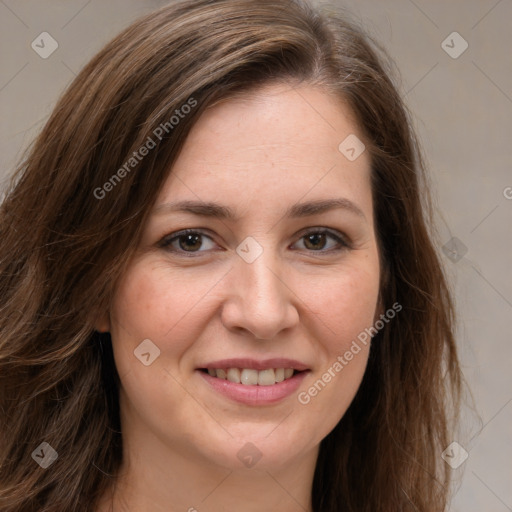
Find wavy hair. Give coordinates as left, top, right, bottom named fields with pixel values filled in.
left=0, top=0, right=462, bottom=510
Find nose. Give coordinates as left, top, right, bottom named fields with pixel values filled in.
left=220, top=246, right=299, bottom=340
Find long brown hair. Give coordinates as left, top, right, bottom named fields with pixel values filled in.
left=0, top=1, right=462, bottom=510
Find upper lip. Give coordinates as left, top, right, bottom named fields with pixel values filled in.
left=198, top=358, right=310, bottom=371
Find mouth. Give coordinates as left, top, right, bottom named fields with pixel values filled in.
left=196, top=358, right=310, bottom=405
left=199, top=367, right=303, bottom=386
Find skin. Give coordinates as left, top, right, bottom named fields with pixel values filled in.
left=95, top=83, right=381, bottom=512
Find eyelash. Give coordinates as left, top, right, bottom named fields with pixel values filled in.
left=158, top=228, right=351, bottom=257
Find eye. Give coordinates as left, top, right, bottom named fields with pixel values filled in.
left=159, top=227, right=350, bottom=257
left=292, top=228, right=349, bottom=253
left=159, top=229, right=217, bottom=256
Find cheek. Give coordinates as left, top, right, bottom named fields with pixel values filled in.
left=295, top=253, right=378, bottom=387
left=109, top=259, right=226, bottom=372
left=298, top=257, right=380, bottom=352
left=334, top=266, right=379, bottom=342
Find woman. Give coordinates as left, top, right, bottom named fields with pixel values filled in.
left=0, top=0, right=462, bottom=510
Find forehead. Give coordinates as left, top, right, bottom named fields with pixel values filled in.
left=155, top=83, right=373, bottom=220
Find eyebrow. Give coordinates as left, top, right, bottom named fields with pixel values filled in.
left=153, top=197, right=366, bottom=220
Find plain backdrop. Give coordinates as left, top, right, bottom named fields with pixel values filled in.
left=0, top=1, right=511, bottom=510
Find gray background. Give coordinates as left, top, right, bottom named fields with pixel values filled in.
left=1, top=0, right=511, bottom=510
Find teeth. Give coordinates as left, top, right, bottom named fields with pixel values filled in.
left=227, top=368, right=241, bottom=383
left=257, top=369, right=275, bottom=386
left=241, top=369, right=258, bottom=385
left=208, top=368, right=297, bottom=385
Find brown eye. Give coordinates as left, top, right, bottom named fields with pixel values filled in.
left=303, top=232, right=328, bottom=250
left=160, top=229, right=217, bottom=255
left=177, top=233, right=203, bottom=251
left=293, top=229, right=349, bottom=253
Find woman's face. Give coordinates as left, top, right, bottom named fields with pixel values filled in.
left=103, top=83, right=381, bottom=473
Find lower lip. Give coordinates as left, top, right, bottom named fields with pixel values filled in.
left=197, top=370, right=309, bottom=405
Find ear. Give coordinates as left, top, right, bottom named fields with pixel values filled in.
left=94, top=311, right=111, bottom=333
